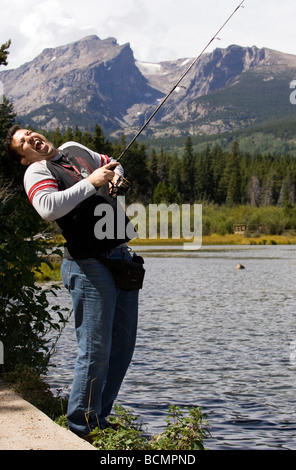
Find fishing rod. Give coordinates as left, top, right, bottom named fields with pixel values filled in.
left=110, top=0, right=245, bottom=196
left=117, top=0, right=245, bottom=162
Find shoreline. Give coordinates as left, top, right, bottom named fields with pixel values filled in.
left=37, top=234, right=296, bottom=281
left=129, top=233, right=296, bottom=247
left=0, top=381, right=95, bottom=450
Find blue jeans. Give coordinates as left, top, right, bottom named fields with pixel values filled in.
left=61, top=244, right=139, bottom=437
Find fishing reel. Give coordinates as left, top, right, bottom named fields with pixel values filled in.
left=109, top=176, right=131, bottom=198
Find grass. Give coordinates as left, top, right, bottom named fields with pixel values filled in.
left=56, top=404, right=211, bottom=450
left=200, top=233, right=296, bottom=245
left=33, top=233, right=296, bottom=282
left=130, top=233, right=296, bottom=246
left=34, top=261, right=62, bottom=282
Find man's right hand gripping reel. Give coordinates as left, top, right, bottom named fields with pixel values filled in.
left=110, top=176, right=131, bottom=198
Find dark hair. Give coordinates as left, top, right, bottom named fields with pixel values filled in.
left=4, top=124, right=22, bottom=161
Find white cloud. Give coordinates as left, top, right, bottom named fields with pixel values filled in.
left=1, top=0, right=296, bottom=70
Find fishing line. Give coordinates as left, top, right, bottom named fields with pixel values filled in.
left=117, top=0, right=245, bottom=161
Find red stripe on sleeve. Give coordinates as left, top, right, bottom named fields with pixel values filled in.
left=99, top=155, right=110, bottom=167
left=28, top=179, right=58, bottom=204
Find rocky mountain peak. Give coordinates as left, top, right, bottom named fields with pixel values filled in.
left=0, top=35, right=163, bottom=131
left=1, top=37, right=296, bottom=137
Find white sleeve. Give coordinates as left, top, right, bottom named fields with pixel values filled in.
left=24, top=161, right=97, bottom=222
left=59, top=141, right=124, bottom=177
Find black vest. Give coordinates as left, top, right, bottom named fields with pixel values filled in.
left=47, top=145, right=135, bottom=259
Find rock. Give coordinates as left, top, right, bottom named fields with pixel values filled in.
left=236, top=263, right=245, bottom=269
left=0, top=381, right=95, bottom=450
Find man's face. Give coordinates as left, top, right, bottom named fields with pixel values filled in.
left=11, top=129, right=58, bottom=165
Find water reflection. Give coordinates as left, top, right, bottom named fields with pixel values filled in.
left=47, top=245, right=296, bottom=450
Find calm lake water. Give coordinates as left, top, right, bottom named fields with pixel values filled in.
left=46, top=245, right=296, bottom=450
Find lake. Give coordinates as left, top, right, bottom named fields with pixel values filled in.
left=46, top=244, right=296, bottom=450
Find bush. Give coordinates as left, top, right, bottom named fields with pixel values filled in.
left=72, top=404, right=211, bottom=450
left=202, top=203, right=296, bottom=236
left=0, top=185, right=69, bottom=376
left=148, top=405, right=211, bottom=450
left=4, top=365, right=68, bottom=419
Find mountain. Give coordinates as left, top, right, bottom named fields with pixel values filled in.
left=136, top=45, right=296, bottom=137
left=0, top=35, right=163, bottom=133
left=1, top=35, right=296, bottom=147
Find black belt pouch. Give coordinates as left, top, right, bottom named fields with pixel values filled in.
left=98, top=253, right=145, bottom=291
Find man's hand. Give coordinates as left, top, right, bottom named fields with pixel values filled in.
left=86, top=162, right=120, bottom=189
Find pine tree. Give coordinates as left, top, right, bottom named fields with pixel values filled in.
left=119, top=142, right=149, bottom=203
left=227, top=142, right=241, bottom=205
left=0, top=40, right=68, bottom=377
left=81, top=130, right=93, bottom=149
left=261, top=172, right=275, bottom=206
left=168, top=156, right=181, bottom=202
left=0, top=40, right=16, bottom=181
left=0, top=97, right=19, bottom=183
left=0, top=40, right=11, bottom=66
left=147, top=148, right=160, bottom=198
left=63, top=126, right=74, bottom=142
left=218, top=142, right=241, bottom=206
left=211, top=144, right=225, bottom=203
left=194, top=145, right=214, bottom=202
left=73, top=126, right=82, bottom=142
left=249, top=175, right=261, bottom=207
left=92, top=124, right=107, bottom=153
left=50, top=127, right=64, bottom=148
left=180, top=136, right=195, bottom=203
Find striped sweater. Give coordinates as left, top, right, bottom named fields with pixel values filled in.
left=23, top=141, right=123, bottom=222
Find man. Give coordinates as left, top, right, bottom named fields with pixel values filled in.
left=5, top=125, right=139, bottom=439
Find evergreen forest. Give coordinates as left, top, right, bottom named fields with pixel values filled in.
left=40, top=125, right=296, bottom=236
left=43, top=126, right=296, bottom=209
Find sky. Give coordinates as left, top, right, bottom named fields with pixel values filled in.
left=1, top=0, right=295, bottom=70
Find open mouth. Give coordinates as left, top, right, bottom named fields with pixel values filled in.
left=34, top=139, right=45, bottom=151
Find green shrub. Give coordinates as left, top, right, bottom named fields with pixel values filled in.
left=72, top=404, right=211, bottom=450
left=0, top=186, right=69, bottom=376
left=4, top=365, right=68, bottom=419
left=202, top=203, right=295, bottom=236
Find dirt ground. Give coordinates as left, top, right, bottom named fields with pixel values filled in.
left=0, top=381, right=95, bottom=450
